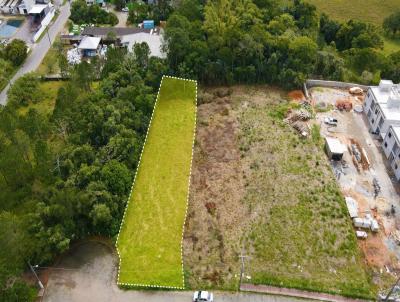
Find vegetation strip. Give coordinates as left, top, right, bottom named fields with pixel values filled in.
left=116, top=76, right=197, bottom=289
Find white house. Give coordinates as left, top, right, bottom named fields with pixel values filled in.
left=364, top=80, right=400, bottom=139
left=382, top=125, right=400, bottom=180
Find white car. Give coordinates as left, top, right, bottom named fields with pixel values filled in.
left=324, top=117, right=338, bottom=126
left=193, top=291, right=213, bottom=302
left=122, top=7, right=129, bottom=12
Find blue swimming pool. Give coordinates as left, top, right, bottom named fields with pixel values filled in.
left=0, top=19, right=23, bottom=38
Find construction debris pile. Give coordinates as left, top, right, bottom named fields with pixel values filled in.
left=67, top=47, right=81, bottom=65
left=345, top=196, right=379, bottom=239
left=378, top=286, right=400, bottom=301
left=285, top=107, right=312, bottom=137
left=348, top=138, right=370, bottom=171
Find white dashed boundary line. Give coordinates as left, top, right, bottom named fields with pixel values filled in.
left=115, top=75, right=197, bottom=290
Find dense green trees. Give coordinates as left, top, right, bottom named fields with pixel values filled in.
left=161, top=0, right=393, bottom=88
left=0, top=45, right=160, bottom=300
left=383, top=11, right=400, bottom=37
left=70, top=0, right=118, bottom=25
left=3, top=39, right=28, bottom=66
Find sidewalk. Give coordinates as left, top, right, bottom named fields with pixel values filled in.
left=240, top=284, right=371, bottom=302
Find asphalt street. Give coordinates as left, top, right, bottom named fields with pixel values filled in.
left=0, top=1, right=70, bottom=105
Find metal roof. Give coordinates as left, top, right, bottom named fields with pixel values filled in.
left=78, top=36, right=101, bottom=50
left=81, top=27, right=151, bottom=38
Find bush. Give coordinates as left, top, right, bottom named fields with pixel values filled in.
left=70, top=0, right=118, bottom=25
left=4, top=39, right=27, bottom=66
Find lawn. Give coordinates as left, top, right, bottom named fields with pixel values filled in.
left=116, top=77, right=197, bottom=288
left=17, top=81, right=66, bottom=116
left=306, top=0, right=399, bottom=25
left=304, top=0, right=400, bottom=54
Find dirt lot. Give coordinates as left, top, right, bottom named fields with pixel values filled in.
left=184, top=86, right=373, bottom=298
left=310, top=87, right=400, bottom=290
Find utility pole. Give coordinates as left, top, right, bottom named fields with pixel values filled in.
left=384, top=275, right=400, bottom=301
left=28, top=262, right=44, bottom=290
left=238, top=253, right=249, bottom=291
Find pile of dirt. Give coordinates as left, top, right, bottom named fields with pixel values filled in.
left=288, top=90, right=306, bottom=102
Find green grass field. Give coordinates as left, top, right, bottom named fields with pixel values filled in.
left=116, top=77, right=197, bottom=288
left=304, top=0, right=400, bottom=54
left=306, top=0, right=399, bottom=25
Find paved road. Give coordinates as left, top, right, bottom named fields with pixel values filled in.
left=0, top=1, right=70, bottom=106
left=42, top=241, right=315, bottom=302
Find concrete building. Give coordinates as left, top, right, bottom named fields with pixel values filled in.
left=364, top=80, right=400, bottom=139
left=382, top=125, right=400, bottom=180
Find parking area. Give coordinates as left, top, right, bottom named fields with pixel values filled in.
left=310, top=87, right=400, bottom=283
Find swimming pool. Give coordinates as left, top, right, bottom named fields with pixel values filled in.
left=0, top=19, right=23, bottom=38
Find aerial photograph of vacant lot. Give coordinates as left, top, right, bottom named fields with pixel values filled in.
left=117, top=77, right=197, bottom=288
left=4, top=0, right=400, bottom=301
left=183, top=86, right=375, bottom=298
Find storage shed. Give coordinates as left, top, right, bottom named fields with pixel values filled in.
left=78, top=36, right=101, bottom=57
left=325, top=137, right=345, bottom=160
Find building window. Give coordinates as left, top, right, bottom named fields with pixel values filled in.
left=396, top=164, right=398, bottom=170
left=372, top=119, right=375, bottom=124
left=375, top=109, right=378, bottom=114
left=385, top=142, right=388, bottom=148
left=389, top=132, right=392, bottom=138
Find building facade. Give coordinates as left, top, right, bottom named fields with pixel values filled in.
left=382, top=125, right=400, bottom=180
left=364, top=80, right=400, bottom=139
left=364, top=80, right=400, bottom=180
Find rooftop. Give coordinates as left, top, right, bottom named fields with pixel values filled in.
left=121, top=30, right=165, bottom=58
left=78, top=36, right=101, bottom=50
left=370, top=81, right=400, bottom=121
left=325, top=137, right=345, bottom=154
left=28, top=4, right=47, bottom=14
left=81, top=27, right=151, bottom=38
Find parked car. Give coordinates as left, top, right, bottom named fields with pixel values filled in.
left=324, top=117, right=338, bottom=126
left=193, top=291, right=213, bottom=302
left=122, top=7, right=129, bottom=12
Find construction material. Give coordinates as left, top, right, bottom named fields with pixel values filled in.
left=349, top=87, right=364, bottom=95
left=356, top=231, right=368, bottom=239
left=336, top=99, right=352, bottom=111
left=371, top=220, right=379, bottom=232
left=373, top=178, right=381, bottom=198
left=345, top=196, right=358, bottom=218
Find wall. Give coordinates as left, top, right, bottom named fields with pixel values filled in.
left=305, top=79, right=369, bottom=91
left=33, top=7, right=55, bottom=42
